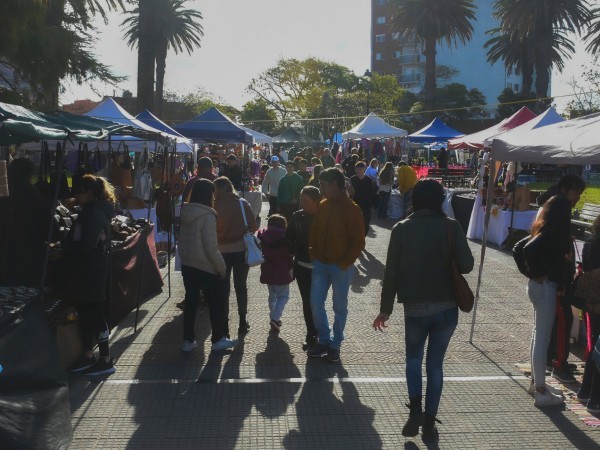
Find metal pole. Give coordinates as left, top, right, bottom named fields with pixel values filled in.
left=470, top=155, right=496, bottom=344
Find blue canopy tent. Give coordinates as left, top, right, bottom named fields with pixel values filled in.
left=408, top=117, right=464, bottom=143
left=174, top=107, right=253, bottom=145
left=135, top=109, right=194, bottom=153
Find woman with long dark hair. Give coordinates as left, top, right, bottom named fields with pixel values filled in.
left=373, top=180, right=474, bottom=440
left=179, top=179, right=238, bottom=353
left=66, top=175, right=116, bottom=376
left=523, top=176, right=584, bottom=407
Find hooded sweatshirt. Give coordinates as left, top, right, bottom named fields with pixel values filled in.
left=257, top=226, right=293, bottom=285
left=179, top=203, right=226, bottom=276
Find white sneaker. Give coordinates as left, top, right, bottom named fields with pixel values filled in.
left=211, top=337, right=238, bottom=352
left=181, top=340, right=198, bottom=352
left=534, top=389, right=565, bottom=407
left=528, top=382, right=565, bottom=398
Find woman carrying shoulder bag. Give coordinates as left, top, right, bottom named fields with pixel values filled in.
left=373, top=180, right=474, bottom=441
left=213, top=176, right=257, bottom=335
left=179, top=179, right=238, bottom=353
left=523, top=181, right=584, bottom=407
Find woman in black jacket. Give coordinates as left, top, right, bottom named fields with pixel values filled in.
left=523, top=178, right=584, bottom=407
left=285, top=186, right=321, bottom=351
left=65, top=175, right=116, bottom=376
left=578, top=215, right=600, bottom=413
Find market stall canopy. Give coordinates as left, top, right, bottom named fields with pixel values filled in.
left=483, top=107, right=565, bottom=147
left=0, top=101, right=130, bottom=145
left=83, top=98, right=185, bottom=151
left=174, top=107, right=253, bottom=145
left=408, top=117, right=464, bottom=143
left=136, top=109, right=194, bottom=153
left=237, top=124, right=272, bottom=145
left=492, top=111, right=600, bottom=164
left=272, top=128, right=321, bottom=145
left=447, top=106, right=537, bottom=150
left=342, top=112, right=407, bottom=140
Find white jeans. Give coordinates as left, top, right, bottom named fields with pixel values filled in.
left=268, top=284, right=290, bottom=322
left=527, top=279, right=558, bottom=388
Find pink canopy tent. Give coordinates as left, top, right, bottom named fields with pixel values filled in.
left=447, top=107, right=537, bottom=150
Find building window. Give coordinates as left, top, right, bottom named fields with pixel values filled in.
left=376, top=34, right=385, bottom=43
left=393, top=50, right=402, bottom=59
left=392, top=32, right=400, bottom=40
left=377, top=0, right=386, bottom=5
left=377, top=16, right=385, bottom=24
left=514, top=83, right=520, bottom=92
left=376, top=52, right=383, bottom=61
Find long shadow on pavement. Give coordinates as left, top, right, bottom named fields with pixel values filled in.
left=283, top=361, right=383, bottom=449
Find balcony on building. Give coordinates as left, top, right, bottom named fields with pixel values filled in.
left=397, top=73, right=421, bottom=83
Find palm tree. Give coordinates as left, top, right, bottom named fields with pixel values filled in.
left=585, top=7, right=600, bottom=53
left=485, top=28, right=534, bottom=95
left=122, top=0, right=203, bottom=115
left=491, top=0, right=592, bottom=99
left=389, top=0, right=476, bottom=112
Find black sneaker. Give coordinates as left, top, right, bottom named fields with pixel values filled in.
left=82, top=358, right=116, bottom=376
left=552, top=366, right=577, bottom=383
left=270, top=319, right=281, bottom=333
left=326, top=348, right=340, bottom=362
left=68, top=354, right=97, bottom=372
left=308, top=343, right=329, bottom=358
left=302, top=335, right=318, bottom=352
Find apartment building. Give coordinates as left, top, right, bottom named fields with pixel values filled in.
left=371, top=0, right=525, bottom=108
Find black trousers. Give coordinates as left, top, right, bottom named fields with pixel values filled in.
left=77, top=302, right=109, bottom=357
left=181, top=265, right=227, bottom=344
left=280, top=203, right=299, bottom=222
left=294, top=263, right=317, bottom=339
left=268, top=196, right=278, bottom=217
left=223, top=251, right=249, bottom=331
left=359, top=203, right=371, bottom=235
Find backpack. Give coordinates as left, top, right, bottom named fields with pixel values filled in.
left=513, top=235, right=532, bottom=278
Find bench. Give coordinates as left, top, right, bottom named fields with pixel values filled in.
left=571, top=202, right=600, bottom=239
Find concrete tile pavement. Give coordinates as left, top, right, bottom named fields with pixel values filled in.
left=68, top=211, right=600, bottom=449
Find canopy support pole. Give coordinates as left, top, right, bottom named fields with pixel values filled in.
left=469, top=154, right=497, bottom=344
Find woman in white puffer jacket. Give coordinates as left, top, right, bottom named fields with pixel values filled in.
left=179, top=179, right=238, bottom=353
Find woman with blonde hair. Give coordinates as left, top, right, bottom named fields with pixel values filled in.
left=65, top=175, right=116, bottom=376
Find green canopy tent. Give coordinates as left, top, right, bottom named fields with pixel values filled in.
left=0, top=102, right=139, bottom=145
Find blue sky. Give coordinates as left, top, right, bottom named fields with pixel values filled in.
left=61, top=0, right=592, bottom=114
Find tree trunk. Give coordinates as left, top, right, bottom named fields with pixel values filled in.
left=42, top=0, right=65, bottom=109
left=154, top=39, right=168, bottom=118
left=423, top=36, right=437, bottom=115
left=136, top=0, right=155, bottom=112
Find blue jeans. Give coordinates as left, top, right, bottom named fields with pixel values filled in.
left=405, top=307, right=458, bottom=416
left=378, top=191, right=391, bottom=218
left=310, top=260, right=354, bottom=350
left=527, top=279, right=558, bottom=388
left=268, top=284, right=290, bottom=322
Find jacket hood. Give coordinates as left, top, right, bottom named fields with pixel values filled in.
left=86, top=199, right=115, bottom=220
left=181, top=203, right=216, bottom=225
left=257, top=226, right=286, bottom=245
left=214, top=191, right=240, bottom=204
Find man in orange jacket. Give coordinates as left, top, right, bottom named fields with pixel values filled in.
left=308, top=168, right=365, bottom=362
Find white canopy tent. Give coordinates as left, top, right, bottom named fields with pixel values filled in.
left=342, top=112, right=407, bottom=140
left=469, top=112, right=600, bottom=342
left=84, top=98, right=192, bottom=153
left=483, top=107, right=565, bottom=147
left=238, top=124, right=273, bottom=145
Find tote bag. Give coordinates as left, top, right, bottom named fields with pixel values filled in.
left=239, top=199, right=264, bottom=267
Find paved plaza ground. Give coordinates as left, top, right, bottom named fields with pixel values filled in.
left=68, top=208, right=600, bottom=449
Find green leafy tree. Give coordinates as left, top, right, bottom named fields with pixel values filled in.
left=564, top=57, right=600, bottom=118
left=240, top=99, right=278, bottom=135
left=585, top=7, right=600, bottom=54
left=491, top=0, right=592, bottom=99
left=178, top=87, right=239, bottom=118
left=122, top=0, right=203, bottom=116
left=495, top=87, right=537, bottom=119
left=1, top=0, right=123, bottom=108
left=389, top=0, right=476, bottom=112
